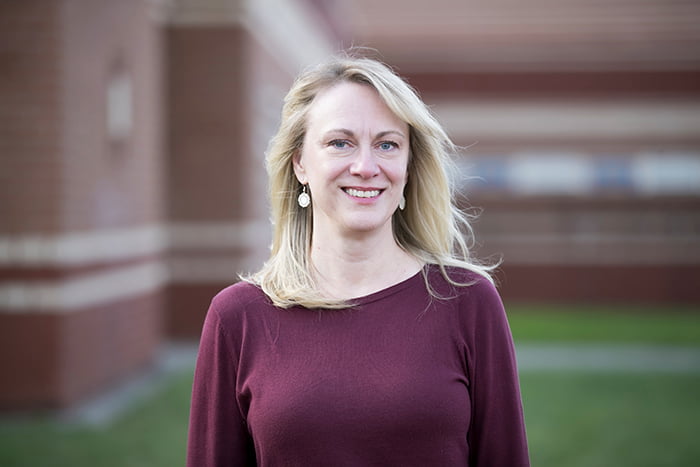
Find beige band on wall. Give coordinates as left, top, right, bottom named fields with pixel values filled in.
left=481, top=233, right=700, bottom=266
left=0, top=225, right=167, bottom=266
left=0, top=222, right=269, bottom=266
left=433, top=99, right=700, bottom=143
left=0, top=262, right=169, bottom=312
left=0, top=221, right=270, bottom=312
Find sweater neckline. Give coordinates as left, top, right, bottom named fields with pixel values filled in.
left=349, top=265, right=428, bottom=306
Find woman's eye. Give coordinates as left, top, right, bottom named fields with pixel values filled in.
left=329, top=139, right=349, bottom=149
left=379, top=141, right=397, bottom=151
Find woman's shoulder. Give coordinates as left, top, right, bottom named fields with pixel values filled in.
left=208, top=280, right=270, bottom=320
left=425, top=264, right=503, bottom=311
left=423, top=265, right=507, bottom=338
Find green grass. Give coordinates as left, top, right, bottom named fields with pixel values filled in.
left=0, top=370, right=194, bottom=467
left=508, top=304, right=700, bottom=345
left=521, top=371, right=700, bottom=467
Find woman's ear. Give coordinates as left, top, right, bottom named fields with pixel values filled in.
left=292, top=150, right=307, bottom=184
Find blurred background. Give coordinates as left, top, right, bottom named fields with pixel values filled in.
left=1, top=0, right=699, bottom=465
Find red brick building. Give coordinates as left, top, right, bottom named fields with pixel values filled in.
left=0, top=0, right=338, bottom=411
left=1, top=0, right=699, bottom=410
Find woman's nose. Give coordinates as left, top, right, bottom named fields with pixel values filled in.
left=349, top=145, right=380, bottom=178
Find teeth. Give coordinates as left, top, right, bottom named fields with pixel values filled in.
left=345, top=188, right=380, bottom=198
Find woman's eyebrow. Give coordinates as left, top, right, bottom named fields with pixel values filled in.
left=322, top=128, right=354, bottom=138
left=375, top=130, right=406, bottom=139
left=322, top=129, right=406, bottom=139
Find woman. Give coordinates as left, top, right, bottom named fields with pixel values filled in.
left=187, top=55, right=530, bottom=466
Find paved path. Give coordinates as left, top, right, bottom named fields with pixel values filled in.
left=58, top=343, right=199, bottom=426
left=516, top=343, right=700, bottom=373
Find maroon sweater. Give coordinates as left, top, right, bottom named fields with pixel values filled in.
left=187, top=265, right=529, bottom=466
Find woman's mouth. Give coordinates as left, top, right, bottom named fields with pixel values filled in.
left=343, top=188, right=382, bottom=198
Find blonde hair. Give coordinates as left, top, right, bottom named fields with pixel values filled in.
left=245, top=54, right=494, bottom=308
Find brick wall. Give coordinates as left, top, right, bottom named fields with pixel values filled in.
left=0, top=0, right=166, bottom=410
left=468, top=196, right=700, bottom=304
left=0, top=1, right=63, bottom=234
left=408, top=67, right=700, bottom=305
left=59, top=0, right=165, bottom=231
left=1, top=0, right=338, bottom=410
left=0, top=292, right=162, bottom=410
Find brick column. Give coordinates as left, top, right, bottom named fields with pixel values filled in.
left=0, top=0, right=166, bottom=410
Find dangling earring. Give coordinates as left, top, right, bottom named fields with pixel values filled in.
left=297, top=185, right=311, bottom=208
left=399, top=194, right=406, bottom=211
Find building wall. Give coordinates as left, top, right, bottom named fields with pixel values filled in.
left=0, top=1, right=63, bottom=234
left=1, top=0, right=337, bottom=410
left=0, top=0, right=166, bottom=410
left=165, top=24, right=251, bottom=337
left=60, top=0, right=166, bottom=231
left=470, top=197, right=700, bottom=304
left=409, top=69, right=700, bottom=305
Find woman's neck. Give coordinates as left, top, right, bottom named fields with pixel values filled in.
left=309, top=227, right=423, bottom=300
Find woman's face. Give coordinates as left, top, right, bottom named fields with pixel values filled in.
left=294, top=81, right=410, bottom=240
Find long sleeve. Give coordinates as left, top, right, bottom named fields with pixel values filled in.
left=186, top=303, right=256, bottom=467
left=465, top=279, right=530, bottom=466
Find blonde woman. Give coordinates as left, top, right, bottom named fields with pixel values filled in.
left=187, top=55, right=529, bottom=466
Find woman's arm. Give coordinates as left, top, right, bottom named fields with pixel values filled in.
left=466, top=279, right=530, bottom=466
left=186, top=304, right=256, bottom=467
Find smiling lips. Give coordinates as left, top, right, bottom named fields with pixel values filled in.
left=344, top=187, right=382, bottom=198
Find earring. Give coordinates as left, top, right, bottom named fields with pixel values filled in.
left=399, top=194, right=406, bottom=211
left=297, top=185, right=311, bottom=208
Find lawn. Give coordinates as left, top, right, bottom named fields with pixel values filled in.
left=521, top=371, right=700, bottom=467
left=1, top=306, right=699, bottom=466
left=0, top=370, right=193, bottom=467
left=507, top=304, right=700, bottom=345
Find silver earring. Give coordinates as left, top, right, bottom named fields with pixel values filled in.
left=399, top=194, right=406, bottom=211
left=297, top=185, right=311, bottom=208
